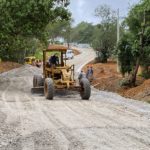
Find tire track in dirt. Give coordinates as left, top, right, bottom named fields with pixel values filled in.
left=21, top=95, right=72, bottom=149
left=66, top=101, right=121, bottom=127
left=13, top=76, right=65, bottom=149
left=1, top=78, right=15, bottom=114
left=42, top=101, right=92, bottom=127
left=40, top=101, right=86, bottom=149
left=13, top=77, right=35, bottom=150
left=38, top=102, right=85, bottom=150
left=62, top=100, right=150, bottom=149
left=15, top=94, right=35, bottom=150
left=14, top=76, right=68, bottom=149
left=80, top=101, right=150, bottom=127
left=38, top=101, right=93, bottom=149
left=123, top=129, right=150, bottom=148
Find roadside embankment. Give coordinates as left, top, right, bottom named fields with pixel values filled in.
left=0, top=61, right=22, bottom=74
left=83, top=60, right=150, bottom=103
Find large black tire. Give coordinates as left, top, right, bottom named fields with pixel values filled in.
left=44, top=78, right=54, bottom=100
left=80, top=78, right=91, bottom=100
left=33, top=75, right=44, bottom=87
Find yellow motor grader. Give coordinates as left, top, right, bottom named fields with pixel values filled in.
left=24, top=56, right=36, bottom=65
left=32, top=45, right=91, bottom=100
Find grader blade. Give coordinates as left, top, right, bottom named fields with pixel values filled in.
left=31, top=87, right=44, bottom=94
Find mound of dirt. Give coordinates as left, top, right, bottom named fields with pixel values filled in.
left=0, top=62, right=22, bottom=74
left=0, top=64, right=41, bottom=78
left=83, top=61, right=122, bottom=92
left=83, top=61, right=150, bottom=103
left=122, top=79, right=150, bottom=102
left=72, top=48, right=80, bottom=56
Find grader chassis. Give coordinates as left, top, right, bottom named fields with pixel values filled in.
left=32, top=45, right=91, bottom=100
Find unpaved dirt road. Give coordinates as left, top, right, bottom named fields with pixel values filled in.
left=0, top=48, right=150, bottom=150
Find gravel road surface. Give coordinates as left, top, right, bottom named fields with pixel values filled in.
left=0, top=48, right=150, bottom=150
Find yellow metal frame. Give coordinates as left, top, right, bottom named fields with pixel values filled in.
left=24, top=56, right=36, bottom=65
left=43, top=45, right=76, bottom=89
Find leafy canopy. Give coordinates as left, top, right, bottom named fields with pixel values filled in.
left=0, top=0, right=70, bottom=62
left=92, top=4, right=117, bottom=63
left=71, top=22, right=94, bottom=44
left=117, top=0, right=150, bottom=82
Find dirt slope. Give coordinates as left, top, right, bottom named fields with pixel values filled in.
left=121, top=79, right=150, bottom=102
left=83, top=61, right=150, bottom=102
left=83, top=61, right=122, bottom=92
left=0, top=48, right=150, bottom=150
left=0, top=61, right=22, bottom=73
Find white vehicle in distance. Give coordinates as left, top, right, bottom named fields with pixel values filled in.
left=64, top=49, right=74, bottom=60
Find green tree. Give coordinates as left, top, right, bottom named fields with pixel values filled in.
left=62, top=20, right=72, bottom=47
left=71, top=22, right=94, bottom=44
left=117, top=0, right=150, bottom=85
left=45, top=20, right=72, bottom=46
left=117, top=33, right=134, bottom=77
left=0, top=0, right=70, bottom=62
left=92, top=4, right=117, bottom=63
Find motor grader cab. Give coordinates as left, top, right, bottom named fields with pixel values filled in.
left=32, top=45, right=91, bottom=100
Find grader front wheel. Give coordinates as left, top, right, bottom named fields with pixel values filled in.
left=80, top=78, right=91, bottom=100
left=44, top=78, right=54, bottom=100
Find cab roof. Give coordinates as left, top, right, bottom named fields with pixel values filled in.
left=45, top=44, right=68, bottom=52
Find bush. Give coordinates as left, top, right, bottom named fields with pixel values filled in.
left=119, top=78, right=131, bottom=87
left=95, top=50, right=108, bottom=63
left=141, top=71, right=150, bottom=79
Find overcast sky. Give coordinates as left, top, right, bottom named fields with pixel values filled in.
left=68, top=0, right=140, bottom=26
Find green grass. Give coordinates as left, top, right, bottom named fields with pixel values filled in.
left=35, top=51, right=43, bottom=60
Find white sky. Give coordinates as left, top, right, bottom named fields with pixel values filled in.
left=68, top=0, right=140, bottom=26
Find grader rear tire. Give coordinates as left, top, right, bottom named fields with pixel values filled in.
left=80, top=78, right=91, bottom=100
left=33, top=75, right=44, bottom=87
left=44, top=78, right=54, bottom=100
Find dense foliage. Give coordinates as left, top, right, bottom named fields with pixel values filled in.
left=0, top=0, right=70, bottom=62
left=43, top=5, right=118, bottom=63
left=117, top=33, right=134, bottom=76
left=92, top=23, right=117, bottom=62
left=92, top=5, right=117, bottom=63
left=117, top=0, right=150, bottom=85
left=45, top=20, right=72, bottom=45
left=70, top=22, right=94, bottom=44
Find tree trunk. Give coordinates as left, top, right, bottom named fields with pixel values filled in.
left=130, top=57, right=140, bottom=86
left=131, top=15, right=145, bottom=86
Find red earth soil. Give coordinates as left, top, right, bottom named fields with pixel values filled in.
left=83, top=61, right=150, bottom=103
left=0, top=61, right=22, bottom=74
left=72, top=48, right=81, bottom=56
